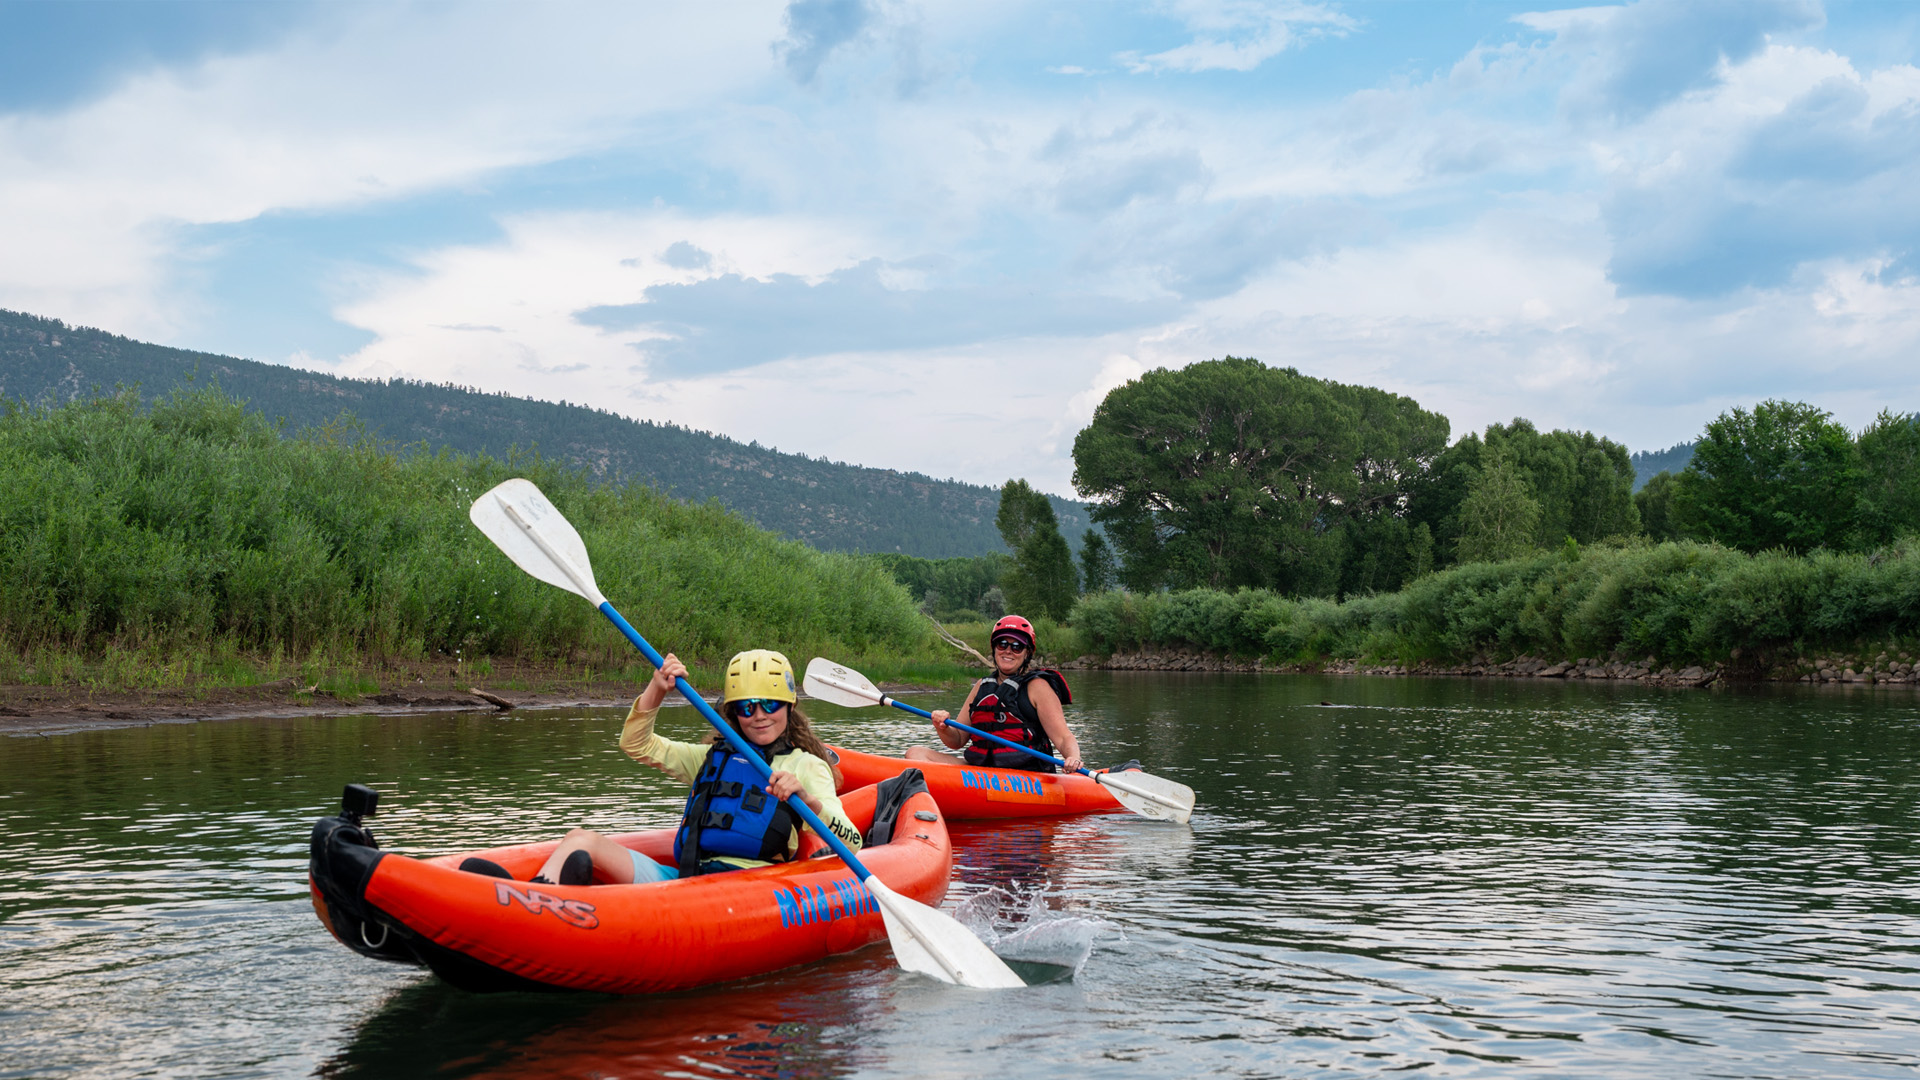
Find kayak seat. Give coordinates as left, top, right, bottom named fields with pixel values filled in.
left=864, top=768, right=930, bottom=847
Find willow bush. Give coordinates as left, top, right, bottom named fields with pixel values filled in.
left=0, top=388, right=937, bottom=676
left=1071, top=537, right=1920, bottom=668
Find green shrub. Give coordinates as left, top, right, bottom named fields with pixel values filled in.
left=1067, top=536, right=1920, bottom=668
left=0, top=388, right=940, bottom=676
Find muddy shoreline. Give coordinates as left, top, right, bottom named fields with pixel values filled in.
left=0, top=678, right=948, bottom=737
left=0, top=683, right=635, bottom=736
left=15, top=647, right=1915, bottom=736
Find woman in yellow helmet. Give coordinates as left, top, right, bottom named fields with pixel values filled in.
left=525, top=649, right=861, bottom=886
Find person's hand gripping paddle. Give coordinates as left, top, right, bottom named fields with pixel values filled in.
left=804, top=657, right=1196, bottom=824
left=469, top=478, right=1024, bottom=989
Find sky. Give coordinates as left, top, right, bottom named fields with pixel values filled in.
left=3, top=0, right=1917, bottom=496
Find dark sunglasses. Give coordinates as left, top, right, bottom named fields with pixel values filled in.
left=991, top=637, right=1030, bottom=652
left=730, top=698, right=788, bottom=719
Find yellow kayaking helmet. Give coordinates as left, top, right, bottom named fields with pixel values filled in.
left=723, top=649, right=798, bottom=705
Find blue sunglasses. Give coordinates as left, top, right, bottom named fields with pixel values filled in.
left=730, top=698, right=788, bottom=719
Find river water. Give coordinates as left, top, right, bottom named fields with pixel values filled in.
left=3, top=672, right=1918, bottom=1079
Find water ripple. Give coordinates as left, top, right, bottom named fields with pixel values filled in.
left=3, top=677, right=1919, bottom=1077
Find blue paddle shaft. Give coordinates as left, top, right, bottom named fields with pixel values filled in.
left=875, top=692, right=1081, bottom=775
left=597, top=602, right=875, bottom=882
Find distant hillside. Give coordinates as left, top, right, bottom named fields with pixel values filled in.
left=1629, top=442, right=1695, bottom=491
left=0, top=309, right=1091, bottom=558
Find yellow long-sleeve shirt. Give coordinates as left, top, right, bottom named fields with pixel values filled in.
left=619, top=699, right=863, bottom=870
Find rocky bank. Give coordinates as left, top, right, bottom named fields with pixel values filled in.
left=1056, top=647, right=1920, bottom=689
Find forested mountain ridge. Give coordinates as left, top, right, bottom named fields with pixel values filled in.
left=0, top=308, right=1090, bottom=557
left=1629, top=442, right=1695, bottom=490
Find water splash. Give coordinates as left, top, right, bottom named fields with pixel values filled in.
left=955, top=882, right=1117, bottom=979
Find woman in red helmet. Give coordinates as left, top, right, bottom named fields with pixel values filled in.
left=905, top=615, right=1083, bottom=774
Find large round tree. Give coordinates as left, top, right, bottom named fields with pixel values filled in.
left=1071, top=357, right=1447, bottom=593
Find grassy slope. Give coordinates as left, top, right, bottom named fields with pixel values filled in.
left=0, top=387, right=977, bottom=692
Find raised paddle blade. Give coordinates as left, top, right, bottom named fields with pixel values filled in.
left=868, top=877, right=1026, bottom=989
left=803, top=657, right=885, bottom=708
left=469, top=479, right=604, bottom=605
left=1096, top=770, right=1196, bottom=825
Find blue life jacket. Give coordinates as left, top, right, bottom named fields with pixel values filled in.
left=673, top=739, right=797, bottom=874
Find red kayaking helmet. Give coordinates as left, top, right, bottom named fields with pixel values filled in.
left=990, top=615, right=1036, bottom=653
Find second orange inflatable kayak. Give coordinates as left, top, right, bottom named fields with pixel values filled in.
left=830, top=745, right=1127, bottom=820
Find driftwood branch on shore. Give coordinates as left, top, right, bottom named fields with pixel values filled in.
left=925, top=615, right=990, bottom=666
left=468, top=687, right=514, bottom=710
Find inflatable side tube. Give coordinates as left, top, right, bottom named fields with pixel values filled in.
left=829, top=745, right=1125, bottom=820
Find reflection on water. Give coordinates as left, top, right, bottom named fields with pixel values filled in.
left=321, top=961, right=888, bottom=1080
left=3, top=674, right=1920, bottom=1078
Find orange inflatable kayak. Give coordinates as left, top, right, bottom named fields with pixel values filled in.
left=308, top=773, right=946, bottom=994
left=830, top=745, right=1126, bottom=820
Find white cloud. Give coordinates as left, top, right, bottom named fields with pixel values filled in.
left=282, top=6, right=1920, bottom=479
left=1119, top=0, right=1356, bottom=74
left=1049, top=353, right=1151, bottom=458
left=1529, top=0, right=1825, bottom=124
left=0, top=2, right=781, bottom=339
left=659, top=339, right=1140, bottom=495
left=1590, top=43, right=1920, bottom=296
left=332, top=209, right=870, bottom=393
left=1163, top=210, right=1920, bottom=454
left=323, top=205, right=1172, bottom=495
left=7, top=0, right=1918, bottom=499
left=1511, top=6, right=1622, bottom=35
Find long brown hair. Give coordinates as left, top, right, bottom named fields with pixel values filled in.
left=709, top=702, right=844, bottom=787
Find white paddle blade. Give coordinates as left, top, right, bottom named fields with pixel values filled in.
left=803, top=657, right=884, bottom=708
left=868, top=877, right=1025, bottom=989
left=1097, top=771, right=1196, bottom=825
left=469, top=479, right=604, bottom=605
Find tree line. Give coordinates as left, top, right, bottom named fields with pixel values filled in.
left=887, top=357, right=1919, bottom=625
left=1635, top=401, right=1920, bottom=554
left=1069, top=356, right=1657, bottom=598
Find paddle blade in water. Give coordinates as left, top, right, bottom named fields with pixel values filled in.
left=469, top=479, right=603, bottom=604
left=803, top=657, right=885, bottom=708
left=1097, top=770, right=1196, bottom=825
left=868, top=877, right=1026, bottom=989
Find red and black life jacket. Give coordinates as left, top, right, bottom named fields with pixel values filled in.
left=964, top=669, right=1071, bottom=773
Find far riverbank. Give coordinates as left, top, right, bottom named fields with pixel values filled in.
left=1068, top=647, right=1920, bottom=689
left=0, top=656, right=964, bottom=736
left=17, top=644, right=1915, bottom=737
